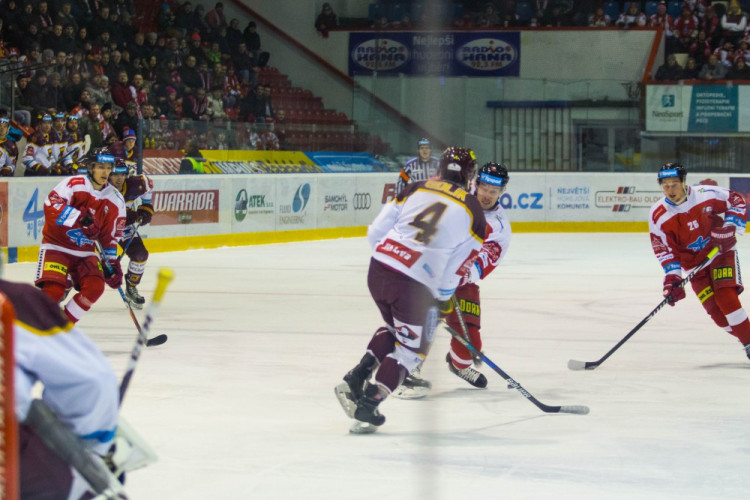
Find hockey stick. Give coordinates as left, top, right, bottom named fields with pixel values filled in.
left=117, top=222, right=141, bottom=262
left=93, top=240, right=168, bottom=348
left=119, top=267, right=174, bottom=404
left=568, top=246, right=720, bottom=371
left=443, top=323, right=590, bottom=415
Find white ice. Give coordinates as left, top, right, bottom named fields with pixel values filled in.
left=5, top=233, right=750, bottom=500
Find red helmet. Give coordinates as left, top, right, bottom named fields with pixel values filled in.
left=439, top=147, right=477, bottom=187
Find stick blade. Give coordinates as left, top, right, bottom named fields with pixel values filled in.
left=146, top=334, right=168, bottom=347
left=567, top=359, right=595, bottom=371
left=558, top=405, right=590, bottom=415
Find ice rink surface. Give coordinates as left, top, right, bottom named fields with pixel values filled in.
left=6, top=233, right=750, bottom=500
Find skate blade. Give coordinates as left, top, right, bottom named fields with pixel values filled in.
left=127, top=299, right=144, bottom=310
left=334, top=383, right=357, bottom=418
left=349, top=421, right=378, bottom=434
left=391, top=385, right=430, bottom=400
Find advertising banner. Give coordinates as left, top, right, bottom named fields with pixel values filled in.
left=305, top=152, right=384, bottom=173
left=348, top=31, right=520, bottom=77
left=231, top=176, right=277, bottom=233
left=646, top=84, right=743, bottom=132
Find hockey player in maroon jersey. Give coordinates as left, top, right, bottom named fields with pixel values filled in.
left=108, top=150, right=154, bottom=309
left=394, top=162, right=513, bottom=398
left=336, top=147, right=486, bottom=432
left=35, top=148, right=127, bottom=323
left=22, top=113, right=54, bottom=176
left=650, top=162, right=750, bottom=359
left=49, top=112, right=72, bottom=176
left=0, top=117, right=19, bottom=176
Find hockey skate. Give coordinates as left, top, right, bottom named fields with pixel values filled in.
left=391, top=365, right=432, bottom=399
left=335, top=355, right=376, bottom=422
left=446, top=353, right=488, bottom=388
left=350, top=383, right=385, bottom=434
left=744, top=343, right=750, bottom=361
left=125, top=284, right=145, bottom=310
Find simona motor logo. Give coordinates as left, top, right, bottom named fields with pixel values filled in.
left=351, top=38, right=409, bottom=71
left=457, top=38, right=517, bottom=71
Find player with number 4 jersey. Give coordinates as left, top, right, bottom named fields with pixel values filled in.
left=336, top=147, right=486, bottom=432
left=649, top=162, right=750, bottom=359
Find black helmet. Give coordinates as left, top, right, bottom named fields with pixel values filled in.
left=439, top=147, right=477, bottom=187
left=657, top=162, right=687, bottom=184
left=83, top=147, right=116, bottom=173
left=418, top=137, right=430, bottom=147
left=477, top=162, right=509, bottom=189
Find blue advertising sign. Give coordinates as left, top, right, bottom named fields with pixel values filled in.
left=305, top=152, right=386, bottom=173
left=348, top=32, right=520, bottom=77
left=688, top=85, right=738, bottom=132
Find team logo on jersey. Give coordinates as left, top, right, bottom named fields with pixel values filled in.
left=457, top=38, right=517, bottom=71
left=66, top=228, right=93, bottom=247
left=351, top=38, right=409, bottom=72
left=395, top=324, right=419, bottom=342
left=687, top=236, right=710, bottom=252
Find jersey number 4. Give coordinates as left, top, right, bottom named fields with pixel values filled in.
left=409, top=202, right=447, bottom=245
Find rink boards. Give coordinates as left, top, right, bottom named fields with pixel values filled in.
left=1, top=172, right=747, bottom=263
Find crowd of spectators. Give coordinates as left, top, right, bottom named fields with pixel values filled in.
left=0, top=0, right=284, bottom=157
left=365, top=0, right=750, bottom=80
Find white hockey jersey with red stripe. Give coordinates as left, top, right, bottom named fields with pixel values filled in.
left=367, top=180, right=487, bottom=300
left=42, top=175, right=126, bottom=260
left=464, top=202, right=511, bottom=284
left=649, top=184, right=747, bottom=275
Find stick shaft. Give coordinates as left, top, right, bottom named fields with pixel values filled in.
left=444, top=323, right=588, bottom=414
left=573, top=247, right=719, bottom=370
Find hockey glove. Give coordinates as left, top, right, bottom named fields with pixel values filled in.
left=125, top=209, right=139, bottom=226
left=437, top=299, right=454, bottom=319
left=136, top=204, right=154, bottom=226
left=103, top=258, right=123, bottom=289
left=77, top=210, right=100, bottom=238
left=710, top=224, right=736, bottom=254
left=663, top=274, right=686, bottom=306
left=0, top=167, right=12, bottom=177
left=34, top=164, right=51, bottom=176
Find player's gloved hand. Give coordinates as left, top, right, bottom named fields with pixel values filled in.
left=77, top=210, right=100, bottom=238
left=125, top=210, right=139, bottom=226
left=34, top=164, right=51, bottom=176
left=136, top=205, right=153, bottom=226
left=437, top=299, right=454, bottom=319
left=0, top=167, right=13, bottom=177
left=710, top=224, right=736, bottom=253
left=663, top=274, right=686, bottom=306
left=103, top=259, right=123, bottom=289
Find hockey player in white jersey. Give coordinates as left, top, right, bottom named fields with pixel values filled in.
left=335, top=147, right=487, bottom=432
left=395, top=137, right=440, bottom=194
left=393, top=162, right=512, bottom=397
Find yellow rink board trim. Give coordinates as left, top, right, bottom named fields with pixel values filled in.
left=4, top=221, right=649, bottom=263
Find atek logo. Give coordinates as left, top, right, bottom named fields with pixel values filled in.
left=662, top=94, right=675, bottom=107
left=687, top=235, right=710, bottom=252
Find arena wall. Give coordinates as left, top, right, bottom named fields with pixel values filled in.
left=1, top=172, right=743, bottom=263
